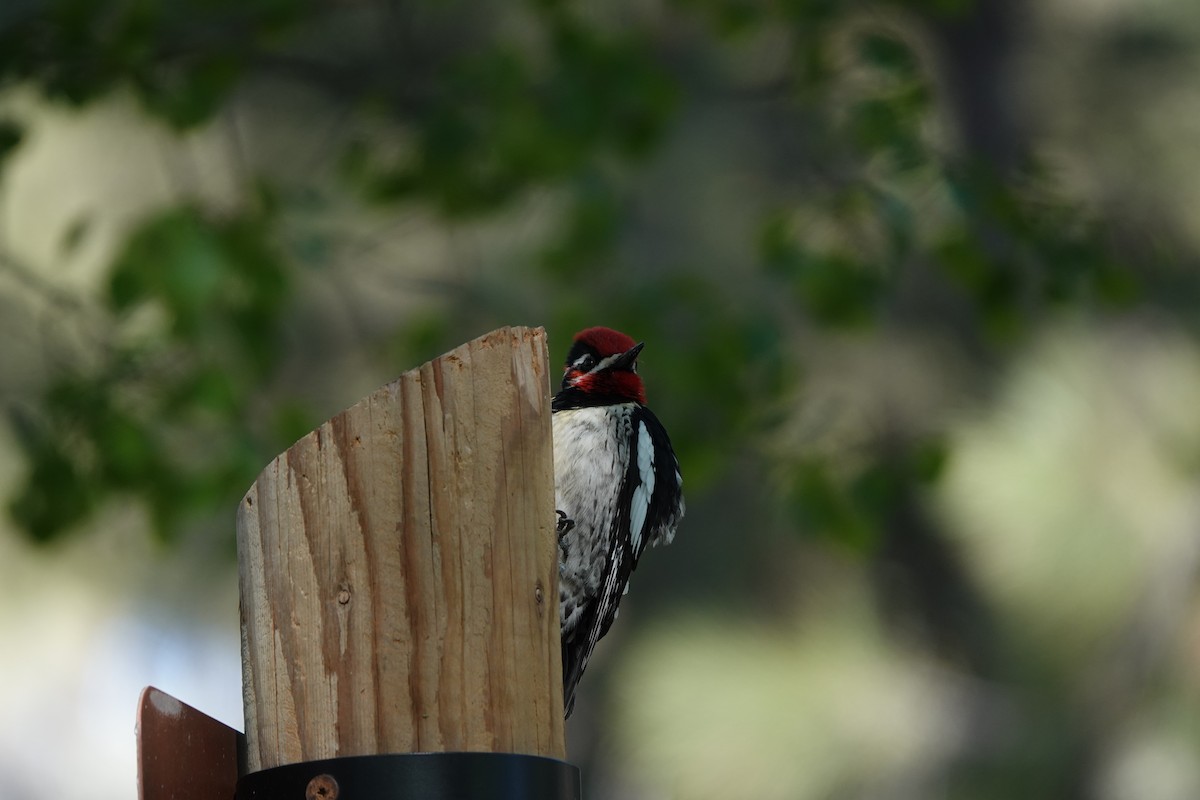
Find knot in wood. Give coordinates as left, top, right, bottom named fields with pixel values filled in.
left=306, top=774, right=338, bottom=800
left=337, top=586, right=352, bottom=605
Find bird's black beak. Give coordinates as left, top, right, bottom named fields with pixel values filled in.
left=610, top=342, right=644, bottom=371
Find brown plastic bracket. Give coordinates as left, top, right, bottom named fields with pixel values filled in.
left=136, top=686, right=244, bottom=800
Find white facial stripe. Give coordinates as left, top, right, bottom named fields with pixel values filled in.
left=593, top=352, right=626, bottom=373
left=629, top=420, right=655, bottom=553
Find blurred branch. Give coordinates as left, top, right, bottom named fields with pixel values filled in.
left=0, top=247, right=88, bottom=314
left=925, top=0, right=1026, bottom=171
left=867, top=435, right=1005, bottom=678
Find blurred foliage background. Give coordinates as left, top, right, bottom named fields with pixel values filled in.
left=3, top=0, right=1200, bottom=797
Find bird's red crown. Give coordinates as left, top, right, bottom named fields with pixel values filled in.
left=575, top=326, right=637, bottom=357
left=562, top=326, right=647, bottom=404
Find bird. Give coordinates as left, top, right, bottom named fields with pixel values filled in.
left=552, top=326, right=684, bottom=717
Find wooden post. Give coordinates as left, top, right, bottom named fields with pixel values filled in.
left=236, top=326, right=563, bottom=773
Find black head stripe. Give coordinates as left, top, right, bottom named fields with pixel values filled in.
left=564, top=340, right=599, bottom=370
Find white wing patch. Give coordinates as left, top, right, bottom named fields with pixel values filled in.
left=629, top=420, right=655, bottom=553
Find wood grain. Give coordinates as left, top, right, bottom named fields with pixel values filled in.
left=237, top=327, right=563, bottom=772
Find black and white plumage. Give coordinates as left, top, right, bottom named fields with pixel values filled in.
left=553, top=326, right=684, bottom=717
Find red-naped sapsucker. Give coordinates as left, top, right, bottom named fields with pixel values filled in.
left=553, top=326, right=684, bottom=717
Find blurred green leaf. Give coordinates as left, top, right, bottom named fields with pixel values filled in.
left=109, top=209, right=226, bottom=331
left=350, top=16, right=676, bottom=217
left=858, top=31, right=919, bottom=77
left=7, top=199, right=294, bottom=543
left=177, top=366, right=241, bottom=415
left=271, top=402, right=315, bottom=450
left=788, top=459, right=879, bottom=551
left=539, top=172, right=622, bottom=276
left=913, top=437, right=949, bottom=484
left=760, top=218, right=883, bottom=326
left=138, top=55, right=243, bottom=130
left=95, top=410, right=159, bottom=487
left=8, top=436, right=94, bottom=544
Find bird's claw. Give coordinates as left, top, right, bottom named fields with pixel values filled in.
left=556, top=511, right=574, bottom=559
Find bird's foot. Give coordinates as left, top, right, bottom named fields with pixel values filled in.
left=556, top=511, right=575, bottom=558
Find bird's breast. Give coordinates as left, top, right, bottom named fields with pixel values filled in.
left=552, top=405, right=635, bottom=604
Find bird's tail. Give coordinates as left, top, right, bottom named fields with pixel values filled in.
left=562, top=640, right=585, bottom=719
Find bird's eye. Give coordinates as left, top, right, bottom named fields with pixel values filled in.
left=574, top=354, right=597, bottom=371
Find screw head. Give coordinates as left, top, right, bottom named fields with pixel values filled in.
left=306, top=774, right=338, bottom=800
